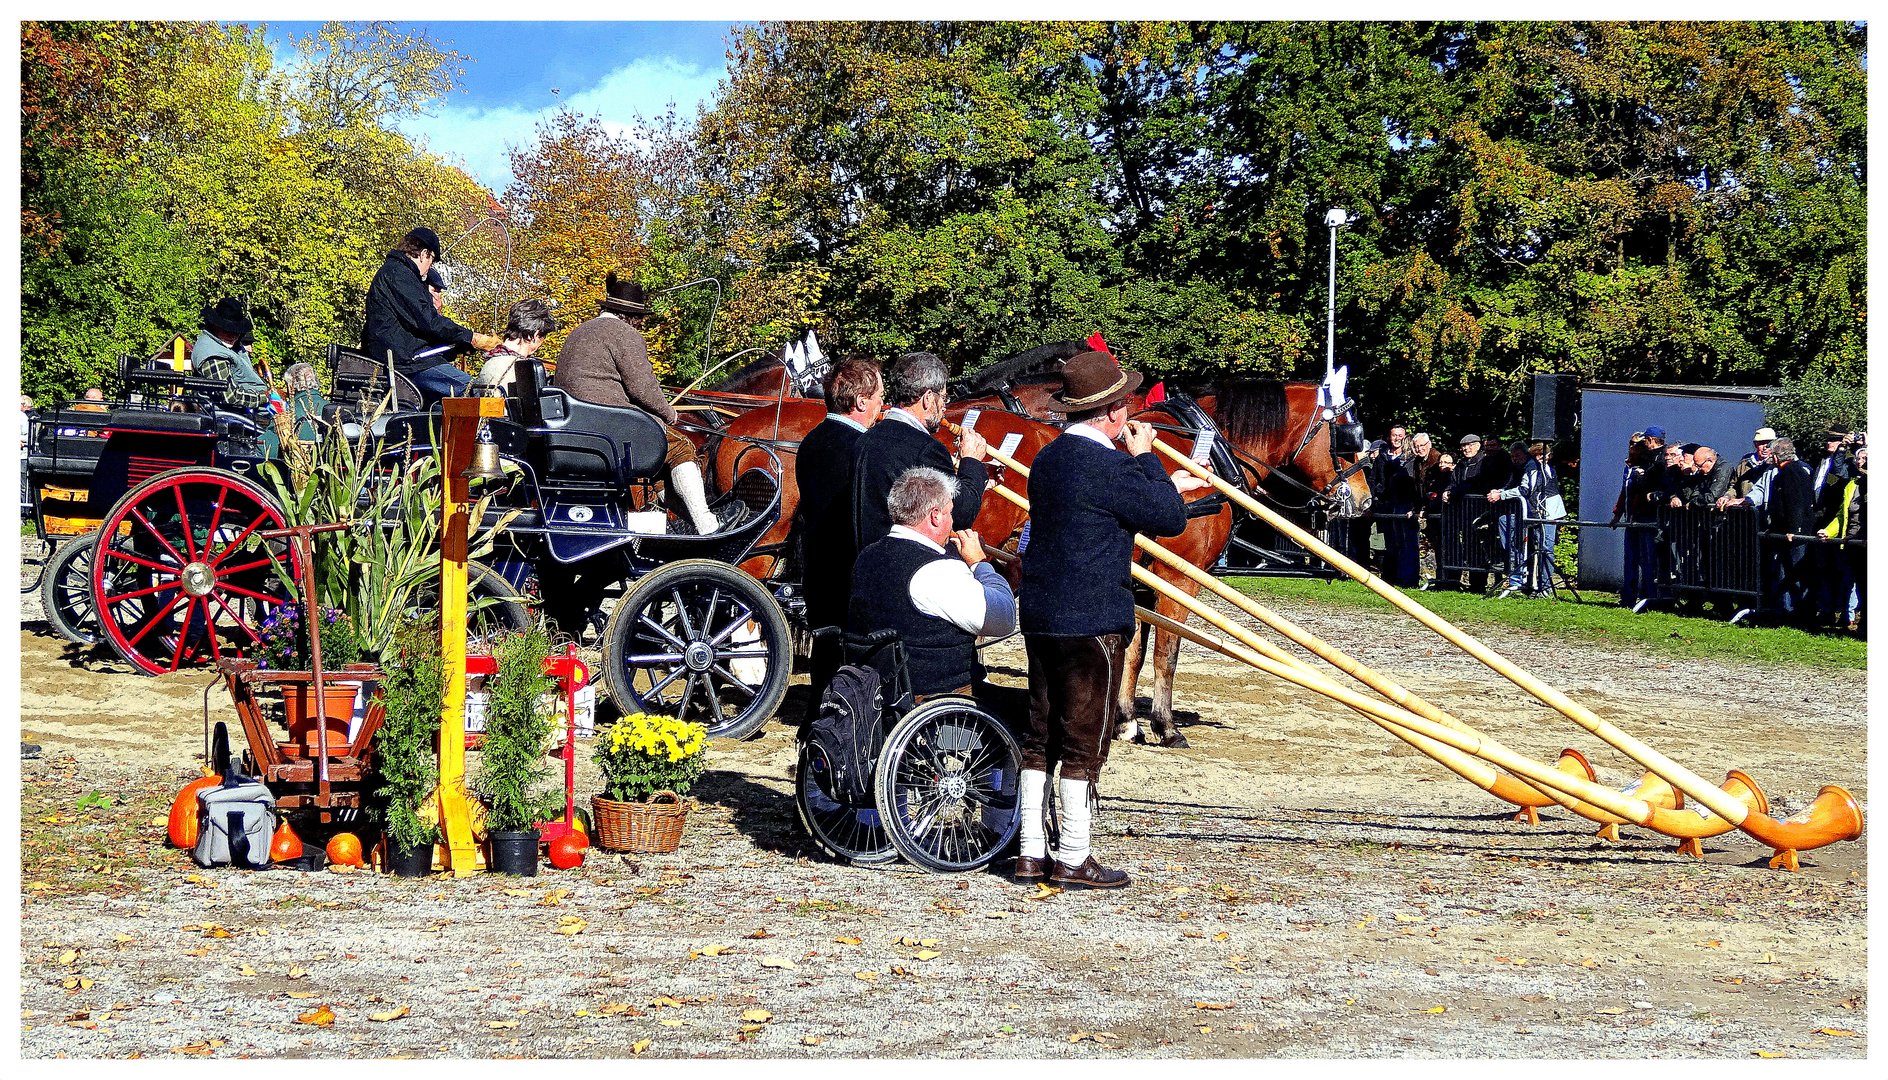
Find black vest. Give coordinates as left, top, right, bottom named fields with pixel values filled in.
left=848, top=535, right=977, bottom=697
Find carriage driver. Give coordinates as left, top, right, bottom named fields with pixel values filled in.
left=192, top=298, right=270, bottom=413
left=361, top=227, right=502, bottom=400
left=1015, top=349, right=1209, bottom=890
left=553, top=272, right=744, bottom=535
left=848, top=467, right=1016, bottom=700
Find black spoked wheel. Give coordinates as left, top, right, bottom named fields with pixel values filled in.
left=794, top=738, right=896, bottom=865
left=407, top=560, right=531, bottom=648
left=601, top=559, right=791, bottom=741
left=874, top=697, right=1022, bottom=874
left=41, top=531, right=102, bottom=645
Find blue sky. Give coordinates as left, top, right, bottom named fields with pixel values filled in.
left=262, top=21, right=739, bottom=194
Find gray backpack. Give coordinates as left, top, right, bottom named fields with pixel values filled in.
left=192, top=778, right=276, bottom=869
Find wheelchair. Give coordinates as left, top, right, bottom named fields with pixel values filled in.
left=794, top=629, right=1024, bottom=873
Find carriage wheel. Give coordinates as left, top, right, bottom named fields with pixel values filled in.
left=92, top=468, right=302, bottom=676
left=874, top=697, right=1023, bottom=874
left=41, top=530, right=102, bottom=646
left=601, top=559, right=790, bottom=741
left=794, top=739, right=897, bottom=865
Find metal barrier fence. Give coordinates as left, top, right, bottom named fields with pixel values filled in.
left=1435, top=499, right=1518, bottom=579
left=1661, top=505, right=1761, bottom=603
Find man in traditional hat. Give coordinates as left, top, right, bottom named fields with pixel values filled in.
left=192, top=298, right=270, bottom=412
left=554, top=272, right=740, bottom=535
left=1014, top=349, right=1209, bottom=890
left=362, top=226, right=500, bottom=402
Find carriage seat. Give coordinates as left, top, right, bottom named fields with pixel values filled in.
left=327, top=344, right=425, bottom=414
left=532, top=389, right=667, bottom=488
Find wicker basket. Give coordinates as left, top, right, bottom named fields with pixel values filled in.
left=591, top=791, right=689, bottom=853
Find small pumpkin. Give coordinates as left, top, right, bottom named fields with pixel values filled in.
left=270, top=818, right=304, bottom=862
left=547, top=831, right=586, bottom=870
left=325, top=832, right=364, bottom=867
left=167, top=772, right=222, bottom=849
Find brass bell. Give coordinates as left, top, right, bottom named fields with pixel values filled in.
left=461, top=425, right=506, bottom=482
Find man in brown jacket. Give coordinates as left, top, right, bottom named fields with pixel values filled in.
left=552, top=273, right=739, bottom=534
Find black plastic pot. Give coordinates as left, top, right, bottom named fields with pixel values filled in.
left=386, top=836, right=435, bottom=878
left=488, top=829, right=541, bottom=876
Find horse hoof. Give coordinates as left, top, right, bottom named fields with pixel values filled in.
left=1159, top=732, right=1189, bottom=749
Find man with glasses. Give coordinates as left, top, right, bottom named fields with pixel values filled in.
left=850, top=352, right=989, bottom=549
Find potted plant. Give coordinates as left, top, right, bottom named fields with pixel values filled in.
left=373, top=617, right=443, bottom=877
left=255, top=603, right=368, bottom=751
left=591, top=711, right=710, bottom=854
left=474, top=625, right=560, bottom=875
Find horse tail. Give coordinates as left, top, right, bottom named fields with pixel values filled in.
left=1212, top=379, right=1289, bottom=444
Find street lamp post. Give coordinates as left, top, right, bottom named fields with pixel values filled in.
left=1323, top=207, right=1349, bottom=383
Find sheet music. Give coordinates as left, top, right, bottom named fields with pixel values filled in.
left=1191, top=430, right=1216, bottom=463
left=962, top=408, right=982, bottom=431
left=997, top=432, right=1023, bottom=458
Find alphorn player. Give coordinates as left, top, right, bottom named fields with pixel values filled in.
left=1015, top=349, right=1209, bottom=889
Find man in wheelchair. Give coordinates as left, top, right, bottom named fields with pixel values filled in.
left=847, top=467, right=1016, bottom=701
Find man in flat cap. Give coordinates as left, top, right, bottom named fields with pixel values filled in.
left=362, top=226, right=500, bottom=402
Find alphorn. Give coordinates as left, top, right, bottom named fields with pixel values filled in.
left=969, top=432, right=1627, bottom=821
left=984, top=471, right=1700, bottom=839
left=1144, top=437, right=1863, bottom=868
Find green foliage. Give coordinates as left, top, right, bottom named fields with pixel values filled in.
left=593, top=712, right=710, bottom=803
left=1767, top=370, right=1870, bottom=450
left=374, top=616, right=443, bottom=850
left=474, top=626, right=561, bottom=832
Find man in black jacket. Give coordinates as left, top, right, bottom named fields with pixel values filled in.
left=796, top=358, right=884, bottom=715
left=851, top=352, right=988, bottom=549
left=1014, top=350, right=1208, bottom=890
left=361, top=227, right=498, bottom=401
left=1442, top=434, right=1509, bottom=594
left=1764, top=438, right=1818, bottom=625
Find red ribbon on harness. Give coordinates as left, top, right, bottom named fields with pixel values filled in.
left=1085, top=332, right=1112, bottom=357
left=1145, top=380, right=1166, bottom=405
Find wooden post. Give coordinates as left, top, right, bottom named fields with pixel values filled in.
left=438, top=396, right=505, bottom=876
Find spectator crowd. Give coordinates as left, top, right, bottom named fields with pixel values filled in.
left=1340, top=422, right=1865, bottom=636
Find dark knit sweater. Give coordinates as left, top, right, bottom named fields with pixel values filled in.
left=1019, top=431, right=1188, bottom=637
left=551, top=314, right=679, bottom=424
left=848, top=535, right=977, bottom=696
left=796, top=416, right=866, bottom=629
left=850, top=415, right=987, bottom=548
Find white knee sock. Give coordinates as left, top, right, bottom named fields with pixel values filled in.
left=668, top=461, right=719, bottom=533
left=1017, top=768, right=1048, bottom=858
left=1053, top=777, right=1092, bottom=868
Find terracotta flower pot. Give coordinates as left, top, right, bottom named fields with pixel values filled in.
left=284, top=680, right=360, bottom=752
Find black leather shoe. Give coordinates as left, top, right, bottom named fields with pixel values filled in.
left=1049, top=856, right=1130, bottom=890
left=1010, top=856, right=1047, bottom=883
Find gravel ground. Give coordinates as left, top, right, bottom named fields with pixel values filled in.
left=16, top=549, right=1868, bottom=1059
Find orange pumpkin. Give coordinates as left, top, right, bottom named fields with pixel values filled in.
left=270, top=819, right=304, bottom=862
left=167, top=773, right=222, bottom=849
left=547, top=831, right=586, bottom=870
left=325, top=832, right=364, bottom=867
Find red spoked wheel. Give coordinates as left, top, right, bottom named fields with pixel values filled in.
left=91, top=468, right=303, bottom=675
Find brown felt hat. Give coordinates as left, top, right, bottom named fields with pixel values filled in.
left=1046, top=350, right=1143, bottom=414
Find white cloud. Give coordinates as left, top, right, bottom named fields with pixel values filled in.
left=393, top=55, right=726, bottom=194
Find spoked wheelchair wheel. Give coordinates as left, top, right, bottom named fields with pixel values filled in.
left=874, top=697, right=1022, bottom=874
left=794, top=739, right=897, bottom=865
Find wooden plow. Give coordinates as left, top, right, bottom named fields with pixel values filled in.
left=975, top=433, right=1863, bottom=871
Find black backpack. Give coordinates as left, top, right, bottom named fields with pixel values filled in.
left=806, top=663, right=886, bottom=807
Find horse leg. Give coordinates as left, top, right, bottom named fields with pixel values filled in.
left=1116, top=614, right=1150, bottom=744
left=1147, top=578, right=1197, bottom=748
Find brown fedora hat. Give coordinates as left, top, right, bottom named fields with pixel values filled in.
left=600, top=271, right=651, bottom=315
left=1046, top=350, right=1143, bottom=414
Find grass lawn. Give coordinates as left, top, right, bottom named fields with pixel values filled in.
left=1228, top=575, right=1867, bottom=672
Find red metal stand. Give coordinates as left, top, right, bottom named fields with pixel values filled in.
left=464, top=643, right=591, bottom=845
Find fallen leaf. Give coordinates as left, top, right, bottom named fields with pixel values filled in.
left=1194, top=1002, right=1231, bottom=1011
left=58, top=950, right=79, bottom=966
left=296, top=1006, right=336, bottom=1027
left=742, top=1009, right=773, bottom=1023
left=1028, top=883, right=1063, bottom=901
left=537, top=888, right=572, bottom=907
left=599, top=1002, right=636, bottom=1016
left=286, top=966, right=308, bottom=980
left=658, top=1019, right=685, bottom=1028
left=759, top=956, right=796, bottom=970
left=631, top=1038, right=652, bottom=1055
left=1426, top=1005, right=1447, bottom=1014
left=488, top=1020, right=519, bottom=1030
left=368, top=1006, right=410, bottom=1022
left=833, top=937, right=862, bottom=946
left=237, top=965, right=257, bottom=977
left=1816, top=1028, right=1858, bottom=1037
left=1596, top=1008, right=1624, bottom=1015
left=802, top=1035, right=823, bottom=1046
left=855, top=971, right=879, bottom=983
left=746, top=928, right=772, bottom=939
left=555, top=917, right=588, bottom=936
left=285, top=991, right=316, bottom=1000
left=1213, top=932, right=1229, bottom=942
left=914, top=950, right=941, bottom=961
left=698, top=944, right=731, bottom=956
left=1754, top=1051, right=1784, bottom=1059
left=1394, top=913, right=1420, bottom=923
left=504, top=888, right=532, bottom=897
left=1198, top=1026, right=1213, bottom=1034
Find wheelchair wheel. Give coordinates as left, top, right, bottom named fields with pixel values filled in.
left=873, top=697, right=1022, bottom=874
left=794, top=739, right=896, bottom=865
left=41, top=531, right=101, bottom=646
left=601, top=559, right=791, bottom=741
